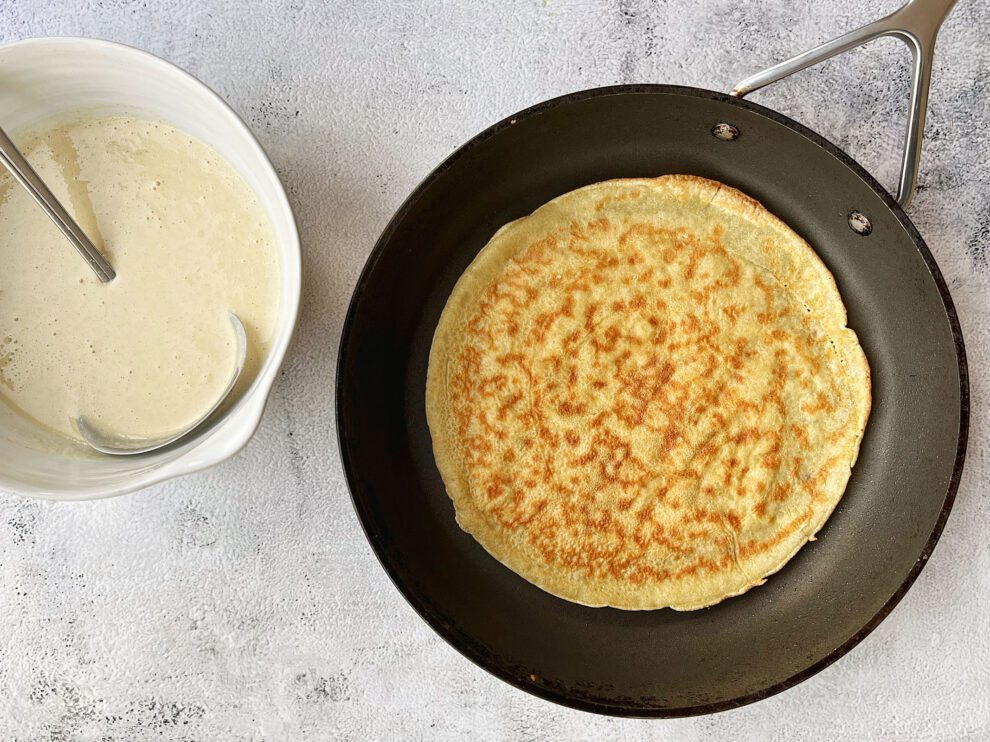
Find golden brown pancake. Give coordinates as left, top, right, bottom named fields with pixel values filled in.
left=426, top=175, right=870, bottom=610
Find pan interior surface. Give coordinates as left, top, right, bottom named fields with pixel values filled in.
left=337, top=86, right=966, bottom=715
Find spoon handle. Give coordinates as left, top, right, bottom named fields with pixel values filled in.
left=0, top=125, right=115, bottom=282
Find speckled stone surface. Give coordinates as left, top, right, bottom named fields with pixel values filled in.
left=0, top=1, right=987, bottom=739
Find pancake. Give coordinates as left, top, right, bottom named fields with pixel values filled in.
left=425, top=175, right=870, bottom=610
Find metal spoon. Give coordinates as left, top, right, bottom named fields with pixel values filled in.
left=76, top=312, right=248, bottom=455
left=0, top=124, right=248, bottom=455
left=0, top=124, right=116, bottom=281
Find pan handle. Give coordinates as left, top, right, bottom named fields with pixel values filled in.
left=730, top=0, right=958, bottom=209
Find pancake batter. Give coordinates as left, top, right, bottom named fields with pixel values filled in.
left=0, top=115, right=280, bottom=445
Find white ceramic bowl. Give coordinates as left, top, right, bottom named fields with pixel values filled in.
left=0, top=38, right=301, bottom=500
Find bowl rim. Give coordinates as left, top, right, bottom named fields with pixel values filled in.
left=0, top=36, right=302, bottom=500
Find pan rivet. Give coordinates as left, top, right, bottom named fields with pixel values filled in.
left=848, top=211, right=873, bottom=236
left=711, top=122, right=740, bottom=141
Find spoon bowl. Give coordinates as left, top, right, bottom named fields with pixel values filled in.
left=75, top=312, right=248, bottom=455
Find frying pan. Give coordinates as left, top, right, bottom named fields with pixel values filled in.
left=336, top=0, right=968, bottom=716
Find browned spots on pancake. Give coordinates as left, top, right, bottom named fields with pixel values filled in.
left=700, top=435, right=720, bottom=457
left=771, top=482, right=792, bottom=502
left=683, top=244, right=704, bottom=280
left=537, top=424, right=559, bottom=449
left=714, top=259, right=742, bottom=289
left=802, top=391, right=835, bottom=415
left=476, top=374, right=506, bottom=396
left=752, top=274, right=778, bottom=325
left=801, top=456, right=841, bottom=502
left=591, top=324, right=621, bottom=355
left=726, top=338, right=754, bottom=371
left=791, top=330, right=824, bottom=374
left=789, top=456, right=802, bottom=479
left=490, top=490, right=548, bottom=529
left=761, top=454, right=782, bottom=470
left=584, top=302, right=599, bottom=333
left=438, top=182, right=857, bottom=596
left=557, top=400, right=586, bottom=416
left=722, top=304, right=743, bottom=323
left=671, top=556, right=720, bottom=581
left=485, top=471, right=508, bottom=501
left=595, top=428, right=648, bottom=486
left=530, top=295, right=575, bottom=343
left=497, top=392, right=523, bottom=420
left=569, top=445, right=597, bottom=467
left=721, top=456, right=740, bottom=486
left=561, top=329, right=582, bottom=353
left=730, top=427, right=761, bottom=446
left=760, top=352, right=789, bottom=417
left=635, top=503, right=654, bottom=524
left=495, top=351, right=525, bottom=366
left=658, top=425, right=681, bottom=458
left=613, top=359, right=675, bottom=428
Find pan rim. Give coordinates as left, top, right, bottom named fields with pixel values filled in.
left=335, top=83, right=970, bottom=717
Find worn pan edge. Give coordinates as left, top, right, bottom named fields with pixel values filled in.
left=335, top=84, right=970, bottom=717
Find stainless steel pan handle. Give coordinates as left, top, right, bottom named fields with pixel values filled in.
left=731, top=0, right=958, bottom=209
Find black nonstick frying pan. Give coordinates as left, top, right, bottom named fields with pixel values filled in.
left=336, top=0, right=968, bottom=716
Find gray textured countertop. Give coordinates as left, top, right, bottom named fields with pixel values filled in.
left=1, top=1, right=988, bottom=739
